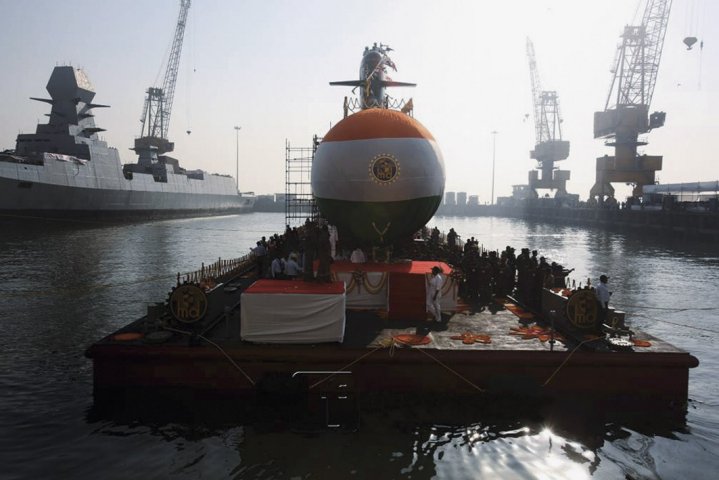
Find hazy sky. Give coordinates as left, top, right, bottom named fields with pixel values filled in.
left=1, top=0, right=716, bottom=201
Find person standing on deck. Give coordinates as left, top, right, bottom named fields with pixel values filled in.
left=302, top=222, right=318, bottom=282
left=284, top=253, right=302, bottom=280
left=447, top=228, right=457, bottom=249
left=328, top=225, right=339, bottom=259
left=594, top=274, right=611, bottom=326
left=427, top=266, right=444, bottom=323
left=270, top=255, right=284, bottom=279
left=252, top=241, right=267, bottom=278
left=316, top=225, right=332, bottom=283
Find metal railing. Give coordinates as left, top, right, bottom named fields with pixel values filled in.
left=177, top=253, right=254, bottom=286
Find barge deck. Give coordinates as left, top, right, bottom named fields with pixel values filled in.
left=85, top=274, right=698, bottom=418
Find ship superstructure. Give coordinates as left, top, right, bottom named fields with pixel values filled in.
left=0, top=66, right=253, bottom=218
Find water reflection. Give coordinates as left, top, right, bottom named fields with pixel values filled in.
left=2, top=213, right=719, bottom=479
left=83, top=390, right=695, bottom=479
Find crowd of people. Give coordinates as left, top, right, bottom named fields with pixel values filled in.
left=250, top=219, right=359, bottom=282
left=398, top=226, right=576, bottom=312
left=249, top=221, right=582, bottom=314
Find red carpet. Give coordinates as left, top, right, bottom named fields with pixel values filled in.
left=331, top=260, right=450, bottom=275
left=245, top=279, right=345, bottom=295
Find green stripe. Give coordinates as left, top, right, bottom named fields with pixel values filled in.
left=315, top=195, right=442, bottom=245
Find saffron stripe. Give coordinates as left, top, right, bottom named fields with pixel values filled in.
left=321, top=109, right=435, bottom=142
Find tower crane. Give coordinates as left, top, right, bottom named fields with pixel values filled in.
left=590, top=0, right=672, bottom=201
left=526, top=38, right=570, bottom=197
left=134, top=0, right=191, bottom=163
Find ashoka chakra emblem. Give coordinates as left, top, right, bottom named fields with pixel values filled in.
left=369, top=154, right=400, bottom=184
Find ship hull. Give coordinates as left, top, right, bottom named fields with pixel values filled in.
left=0, top=155, right=254, bottom=219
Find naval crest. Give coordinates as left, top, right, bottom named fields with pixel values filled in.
left=565, top=289, right=599, bottom=329
left=169, top=284, right=208, bottom=324
left=369, top=154, right=400, bottom=185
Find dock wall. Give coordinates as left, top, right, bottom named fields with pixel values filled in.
left=436, top=205, right=719, bottom=242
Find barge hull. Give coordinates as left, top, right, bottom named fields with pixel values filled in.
left=87, top=340, right=697, bottom=412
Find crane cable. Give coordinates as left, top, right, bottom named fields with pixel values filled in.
left=184, top=7, right=195, bottom=135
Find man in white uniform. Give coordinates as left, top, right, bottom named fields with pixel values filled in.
left=594, top=274, right=611, bottom=326
left=427, top=266, right=444, bottom=323
left=270, top=256, right=284, bottom=279
left=329, top=225, right=339, bottom=259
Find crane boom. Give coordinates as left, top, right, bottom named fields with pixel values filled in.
left=605, top=0, right=673, bottom=110
left=160, top=0, right=191, bottom=140
left=136, top=0, right=191, bottom=156
left=526, top=38, right=565, bottom=145
left=526, top=38, right=544, bottom=144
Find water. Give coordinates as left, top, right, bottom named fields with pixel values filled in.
left=1, top=212, right=718, bottom=479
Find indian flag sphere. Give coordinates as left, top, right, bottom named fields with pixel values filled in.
left=312, top=108, right=445, bottom=245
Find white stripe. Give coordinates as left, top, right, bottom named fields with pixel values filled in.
left=311, top=138, right=445, bottom=202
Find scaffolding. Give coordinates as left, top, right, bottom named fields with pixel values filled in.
left=285, top=135, right=320, bottom=227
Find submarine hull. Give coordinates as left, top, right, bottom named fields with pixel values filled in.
left=312, top=109, right=445, bottom=244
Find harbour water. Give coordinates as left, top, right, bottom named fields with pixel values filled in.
left=1, top=212, right=718, bottom=479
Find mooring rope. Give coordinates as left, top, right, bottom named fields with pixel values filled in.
left=308, top=338, right=488, bottom=393
left=407, top=345, right=487, bottom=393
left=308, top=345, right=385, bottom=390
left=630, top=313, right=719, bottom=335
left=541, top=336, right=602, bottom=387
left=163, top=326, right=255, bottom=386
left=612, top=302, right=719, bottom=312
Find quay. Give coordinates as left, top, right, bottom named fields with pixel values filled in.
left=434, top=204, right=719, bottom=242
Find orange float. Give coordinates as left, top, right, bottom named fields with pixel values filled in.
left=112, top=332, right=144, bottom=341
left=450, top=332, right=491, bottom=345
left=510, top=326, right=563, bottom=342
left=392, top=334, right=431, bottom=345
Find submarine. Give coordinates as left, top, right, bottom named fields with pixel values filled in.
left=313, top=43, right=445, bottom=245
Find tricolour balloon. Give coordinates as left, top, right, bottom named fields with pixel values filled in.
left=312, top=108, right=445, bottom=245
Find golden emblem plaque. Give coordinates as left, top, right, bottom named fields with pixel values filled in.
left=169, top=284, right=208, bottom=324
left=369, top=154, right=400, bottom=185
left=565, top=289, right=599, bottom=330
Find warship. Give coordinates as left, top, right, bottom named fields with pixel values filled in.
left=0, top=66, right=254, bottom=220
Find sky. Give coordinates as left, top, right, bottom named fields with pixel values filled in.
left=0, top=0, right=717, bottom=201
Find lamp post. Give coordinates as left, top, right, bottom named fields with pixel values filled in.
left=234, top=126, right=241, bottom=191
left=491, top=130, right=498, bottom=205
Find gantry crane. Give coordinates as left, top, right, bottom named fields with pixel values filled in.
left=526, top=38, right=571, bottom=197
left=591, top=0, right=672, bottom=201
left=134, top=0, right=191, bottom=163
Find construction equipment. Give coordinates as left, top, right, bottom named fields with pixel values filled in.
left=591, top=0, right=672, bottom=201
left=526, top=38, right=571, bottom=197
left=134, top=0, right=191, bottom=162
